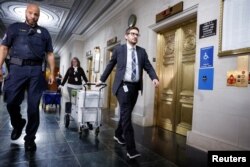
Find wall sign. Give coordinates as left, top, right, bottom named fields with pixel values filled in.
left=199, top=20, right=217, bottom=39
left=236, top=70, right=248, bottom=87
left=227, top=70, right=248, bottom=87
left=107, top=37, right=117, bottom=46
left=198, top=68, right=214, bottom=90
left=156, top=1, right=183, bottom=23
left=86, top=50, right=92, bottom=58
left=227, top=71, right=237, bottom=86
left=200, top=46, right=214, bottom=68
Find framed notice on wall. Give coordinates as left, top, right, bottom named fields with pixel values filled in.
left=93, top=47, right=100, bottom=73
left=219, top=0, right=250, bottom=56
left=199, top=20, right=216, bottom=39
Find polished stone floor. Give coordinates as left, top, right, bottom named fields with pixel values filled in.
left=0, top=94, right=207, bottom=167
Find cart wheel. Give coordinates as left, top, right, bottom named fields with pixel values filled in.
left=79, top=128, right=82, bottom=138
left=84, top=128, right=89, bottom=135
left=58, top=105, right=61, bottom=116
left=95, top=127, right=100, bottom=137
left=64, top=114, right=70, bottom=128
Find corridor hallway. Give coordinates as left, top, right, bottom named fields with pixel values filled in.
left=0, top=94, right=207, bottom=167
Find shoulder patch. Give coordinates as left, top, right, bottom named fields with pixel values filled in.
left=37, top=29, right=41, bottom=34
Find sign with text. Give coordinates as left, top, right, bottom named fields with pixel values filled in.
left=156, top=1, right=183, bottom=23
left=198, top=68, right=214, bottom=90
left=236, top=70, right=248, bottom=87
left=199, top=20, right=217, bottom=39
left=200, top=46, right=214, bottom=68
left=227, top=70, right=248, bottom=87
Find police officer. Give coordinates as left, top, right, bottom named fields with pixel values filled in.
left=0, top=3, right=55, bottom=151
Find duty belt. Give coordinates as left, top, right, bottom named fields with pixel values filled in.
left=9, top=57, right=43, bottom=66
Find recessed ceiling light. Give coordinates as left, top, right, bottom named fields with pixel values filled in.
left=1, top=2, right=59, bottom=27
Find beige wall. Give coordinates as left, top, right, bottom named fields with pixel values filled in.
left=59, top=0, right=250, bottom=151
left=73, top=0, right=179, bottom=126
left=187, top=0, right=250, bottom=151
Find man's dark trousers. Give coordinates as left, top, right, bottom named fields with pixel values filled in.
left=115, top=82, right=139, bottom=152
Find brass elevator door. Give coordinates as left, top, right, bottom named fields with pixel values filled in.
left=156, top=21, right=196, bottom=136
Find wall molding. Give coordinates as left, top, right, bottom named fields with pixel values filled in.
left=187, top=131, right=249, bottom=152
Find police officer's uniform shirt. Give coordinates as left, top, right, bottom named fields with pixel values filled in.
left=1, top=22, right=53, bottom=60
left=123, top=42, right=139, bottom=82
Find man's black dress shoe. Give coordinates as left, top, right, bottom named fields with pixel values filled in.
left=113, top=135, right=126, bottom=145
left=25, top=140, right=37, bottom=152
left=127, top=149, right=141, bottom=159
left=11, top=119, right=26, bottom=140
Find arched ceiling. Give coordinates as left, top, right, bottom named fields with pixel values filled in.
left=0, top=0, right=132, bottom=54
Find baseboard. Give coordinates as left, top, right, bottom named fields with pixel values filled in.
left=132, top=113, right=144, bottom=126
left=187, top=131, right=248, bottom=152
left=132, top=112, right=155, bottom=126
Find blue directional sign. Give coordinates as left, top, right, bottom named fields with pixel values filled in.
left=200, top=46, right=213, bottom=68
left=198, top=68, right=214, bottom=90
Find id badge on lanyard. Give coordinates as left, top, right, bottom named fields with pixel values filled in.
left=123, top=85, right=128, bottom=92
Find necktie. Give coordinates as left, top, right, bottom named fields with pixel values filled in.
left=131, top=48, right=136, bottom=81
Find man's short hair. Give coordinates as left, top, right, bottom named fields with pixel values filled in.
left=125, top=26, right=139, bottom=34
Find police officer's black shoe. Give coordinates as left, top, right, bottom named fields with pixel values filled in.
left=25, top=140, right=37, bottom=152
left=11, top=119, right=26, bottom=140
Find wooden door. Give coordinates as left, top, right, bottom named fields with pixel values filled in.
left=107, top=51, right=117, bottom=112
left=87, top=57, right=93, bottom=82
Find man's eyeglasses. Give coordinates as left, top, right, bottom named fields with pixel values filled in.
left=128, top=32, right=140, bottom=37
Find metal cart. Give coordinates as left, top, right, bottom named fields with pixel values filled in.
left=76, top=83, right=106, bottom=137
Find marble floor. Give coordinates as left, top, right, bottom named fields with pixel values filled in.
left=0, top=94, right=207, bottom=167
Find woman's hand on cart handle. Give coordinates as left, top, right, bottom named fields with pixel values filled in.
left=84, top=82, right=98, bottom=86
left=58, top=85, right=63, bottom=89
left=96, top=81, right=107, bottom=90
left=95, top=80, right=107, bottom=87
left=96, top=80, right=104, bottom=87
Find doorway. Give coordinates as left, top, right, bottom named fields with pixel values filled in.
left=156, top=20, right=196, bottom=136
left=107, top=50, right=118, bottom=112
left=87, top=57, right=93, bottom=82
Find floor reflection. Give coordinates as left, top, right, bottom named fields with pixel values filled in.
left=0, top=95, right=207, bottom=167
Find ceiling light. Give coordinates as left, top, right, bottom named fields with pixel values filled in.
left=1, top=2, right=59, bottom=27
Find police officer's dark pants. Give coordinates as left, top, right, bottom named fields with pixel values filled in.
left=0, top=81, right=2, bottom=94
left=4, top=65, right=45, bottom=142
left=115, top=82, right=139, bottom=152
